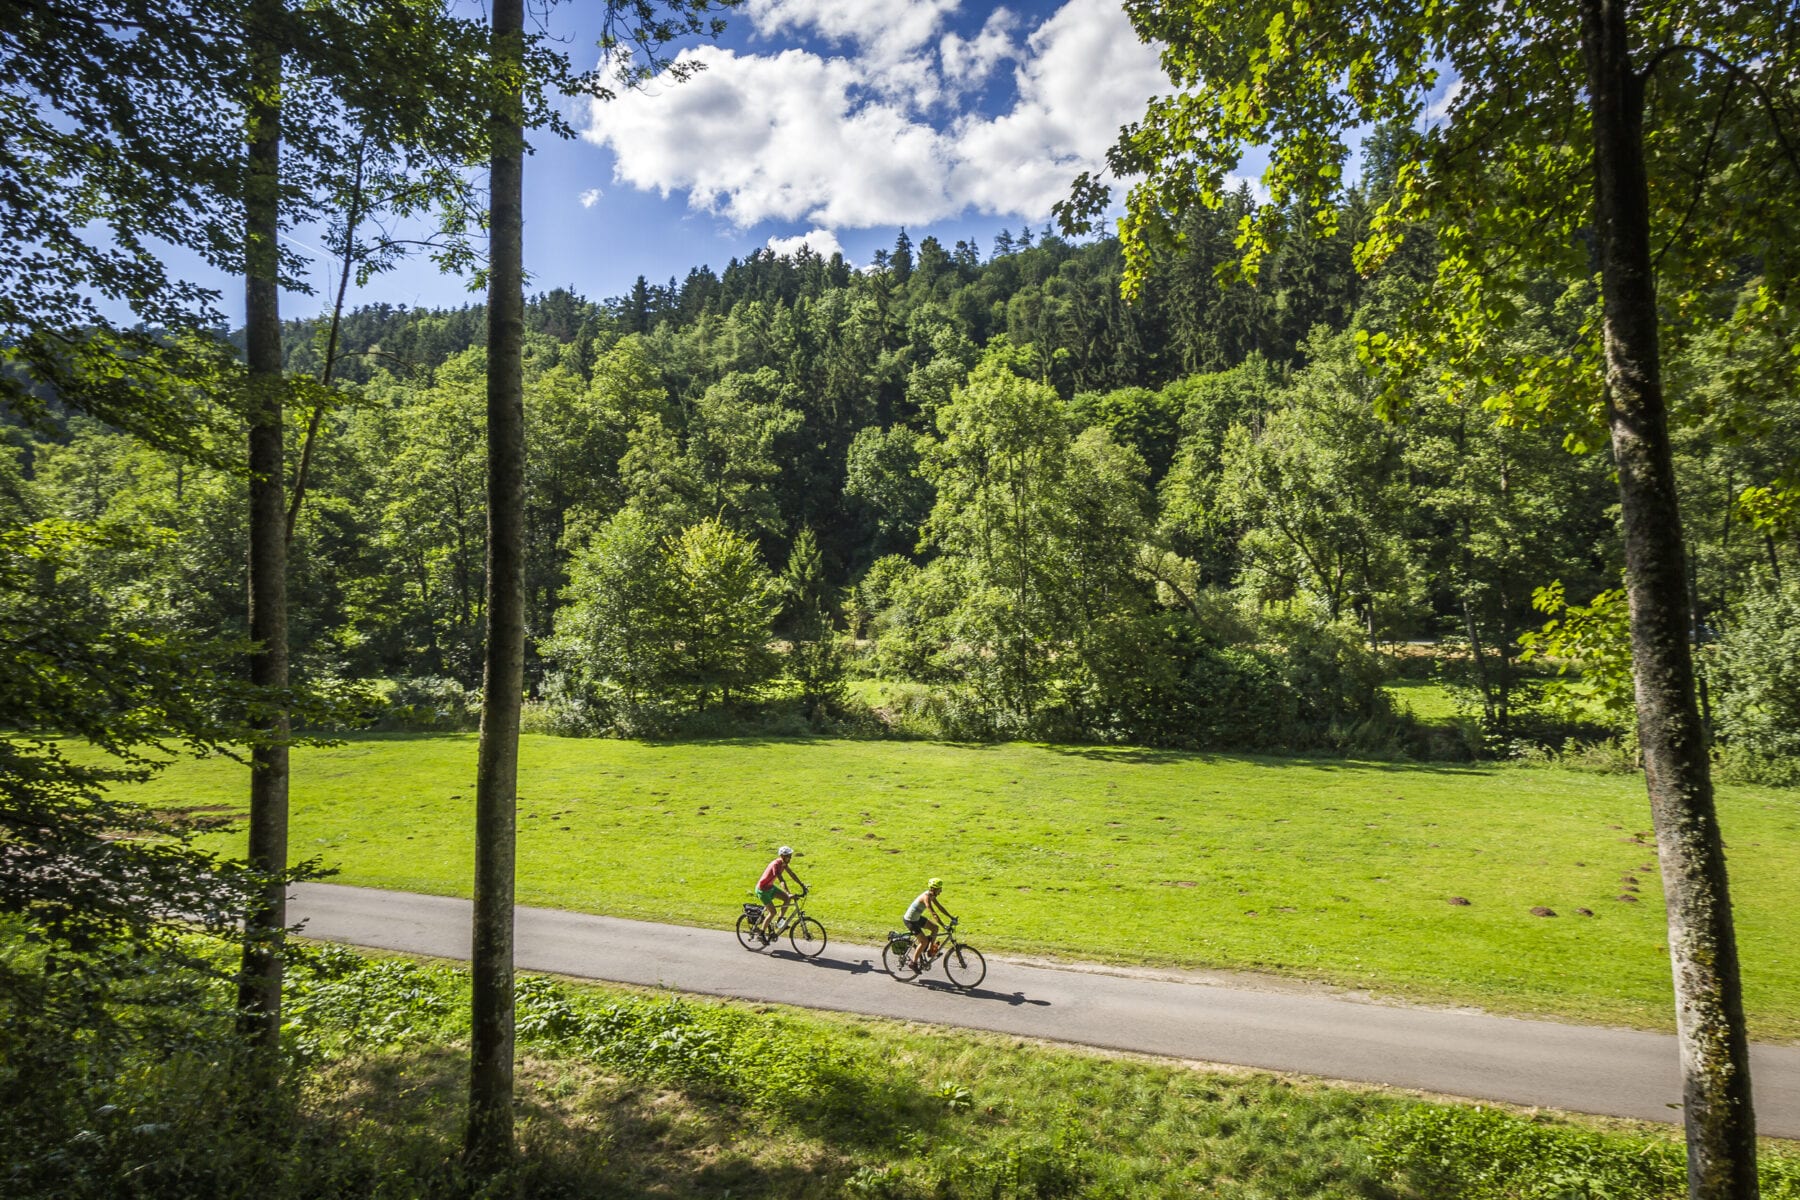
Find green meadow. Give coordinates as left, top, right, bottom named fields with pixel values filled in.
left=118, top=734, right=1800, bottom=1038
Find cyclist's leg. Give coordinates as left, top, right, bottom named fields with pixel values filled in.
left=911, top=919, right=937, bottom=968
left=766, top=886, right=791, bottom=931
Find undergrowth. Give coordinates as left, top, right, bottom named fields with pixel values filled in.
left=5, top=933, right=1798, bottom=1199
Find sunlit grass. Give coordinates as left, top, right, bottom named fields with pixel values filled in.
left=107, top=734, right=1800, bottom=1037
left=1382, top=679, right=1468, bottom=723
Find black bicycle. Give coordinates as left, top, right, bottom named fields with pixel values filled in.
left=882, top=916, right=985, bottom=989
left=735, top=886, right=827, bottom=958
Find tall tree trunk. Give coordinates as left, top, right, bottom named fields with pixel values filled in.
left=236, top=0, right=289, bottom=1053
left=465, top=0, right=525, bottom=1172
left=1581, top=2, right=1758, bottom=1195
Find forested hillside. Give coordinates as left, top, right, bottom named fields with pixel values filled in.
left=8, top=179, right=1797, bottom=767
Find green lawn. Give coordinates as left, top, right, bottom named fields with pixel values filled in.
left=118, top=734, right=1800, bottom=1038
left=1383, top=679, right=1468, bottom=722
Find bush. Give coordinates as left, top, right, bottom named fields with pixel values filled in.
left=1065, top=610, right=1413, bottom=754
left=1710, top=579, right=1800, bottom=767
left=1365, top=1102, right=1800, bottom=1200
left=1714, top=743, right=1800, bottom=788
left=375, top=675, right=479, bottom=731
left=1365, top=1105, right=1687, bottom=1199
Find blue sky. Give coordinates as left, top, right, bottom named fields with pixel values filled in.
left=268, top=0, right=1184, bottom=320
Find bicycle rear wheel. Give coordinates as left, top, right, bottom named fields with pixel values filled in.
left=882, top=937, right=920, bottom=980
left=735, top=913, right=768, bottom=951
left=942, top=942, right=986, bottom=989
left=789, top=916, right=827, bottom=958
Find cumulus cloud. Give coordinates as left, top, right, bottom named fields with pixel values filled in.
left=939, top=8, right=1020, bottom=91
left=748, top=0, right=957, bottom=58
left=582, top=0, right=1166, bottom=230
left=748, top=0, right=959, bottom=101
left=765, top=228, right=846, bottom=260
left=946, top=0, right=1170, bottom=219
left=579, top=187, right=602, bottom=208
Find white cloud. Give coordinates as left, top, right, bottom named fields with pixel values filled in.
left=579, top=187, right=602, bottom=208
left=1424, top=78, right=1464, bottom=122
left=947, top=0, right=1169, bottom=220
left=939, top=8, right=1019, bottom=91
left=748, top=0, right=957, bottom=58
left=749, top=0, right=958, bottom=102
left=582, top=0, right=1167, bottom=230
left=765, top=228, right=845, bottom=260
left=590, top=47, right=954, bottom=227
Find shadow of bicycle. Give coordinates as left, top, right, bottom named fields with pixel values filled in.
left=767, top=949, right=879, bottom=975
left=912, top=978, right=1051, bottom=1006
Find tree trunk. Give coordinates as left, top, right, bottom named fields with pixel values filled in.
left=236, top=0, right=289, bottom=1053
left=1581, top=2, right=1758, bottom=1195
left=465, top=0, right=525, bottom=1172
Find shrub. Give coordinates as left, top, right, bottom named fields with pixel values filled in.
left=1713, top=743, right=1800, bottom=788
left=1710, top=579, right=1800, bottom=769
left=1361, top=1103, right=1800, bottom=1200
left=1064, top=610, right=1412, bottom=754
left=376, top=675, right=479, bottom=731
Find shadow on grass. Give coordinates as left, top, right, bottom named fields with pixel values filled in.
left=309, top=1041, right=947, bottom=1198
left=1042, top=742, right=1499, bottom=775
left=319, top=730, right=1496, bottom=778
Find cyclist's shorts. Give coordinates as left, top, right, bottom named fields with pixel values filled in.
left=757, top=885, right=784, bottom=903
left=904, top=917, right=930, bottom=935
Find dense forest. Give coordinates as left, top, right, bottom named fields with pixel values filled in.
left=8, top=180, right=1797, bottom=769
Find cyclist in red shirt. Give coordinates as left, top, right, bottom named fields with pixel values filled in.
left=755, top=846, right=803, bottom=934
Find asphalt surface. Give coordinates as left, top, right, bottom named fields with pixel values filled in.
left=290, top=881, right=1800, bottom=1137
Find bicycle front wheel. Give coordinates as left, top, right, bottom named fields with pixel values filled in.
left=942, top=942, right=986, bottom=989
left=735, top=913, right=768, bottom=951
left=789, top=916, right=827, bottom=958
left=882, top=937, right=920, bottom=981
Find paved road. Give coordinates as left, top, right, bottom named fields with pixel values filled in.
left=290, top=882, right=1800, bottom=1137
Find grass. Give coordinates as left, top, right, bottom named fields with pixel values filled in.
left=287, top=958, right=1796, bottom=1200
left=21, top=928, right=1798, bottom=1200
left=289, top=950, right=1436, bottom=1199
left=107, top=734, right=1800, bottom=1038
left=1383, top=679, right=1469, bottom=723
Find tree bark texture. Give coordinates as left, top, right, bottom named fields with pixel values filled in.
left=465, top=0, right=525, bottom=1171
left=1580, top=1, right=1759, bottom=1195
left=236, top=0, right=290, bottom=1052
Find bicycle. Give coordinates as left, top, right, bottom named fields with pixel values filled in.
left=881, top=916, right=985, bottom=989
left=735, top=886, right=827, bottom=958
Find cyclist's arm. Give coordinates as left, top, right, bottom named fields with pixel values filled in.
left=931, top=897, right=954, bottom=921
left=784, top=865, right=805, bottom=892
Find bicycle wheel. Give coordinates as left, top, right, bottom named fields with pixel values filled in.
left=942, top=942, right=986, bottom=989
left=789, top=916, right=827, bottom=958
left=736, top=913, right=768, bottom=951
left=882, top=937, right=920, bottom=980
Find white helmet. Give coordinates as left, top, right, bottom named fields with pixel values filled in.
left=779, top=845, right=794, bottom=857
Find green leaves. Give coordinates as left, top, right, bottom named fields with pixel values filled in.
left=547, top=512, right=779, bottom=717
left=0, top=517, right=315, bottom=954
left=1517, top=582, right=1635, bottom=723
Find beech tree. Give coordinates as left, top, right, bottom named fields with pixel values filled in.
left=465, top=0, right=737, bottom=1171
left=1064, top=1, right=1800, bottom=1194
left=235, top=0, right=494, bottom=1054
